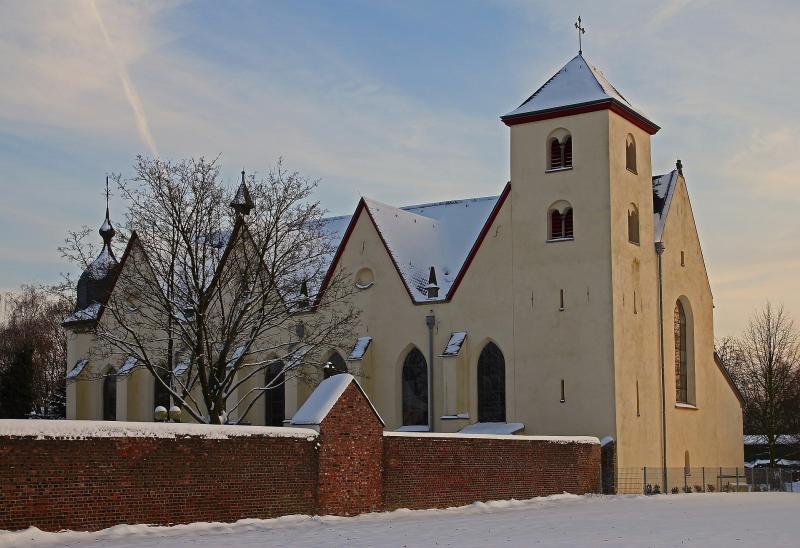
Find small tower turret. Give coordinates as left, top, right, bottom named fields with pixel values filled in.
left=231, top=170, right=254, bottom=216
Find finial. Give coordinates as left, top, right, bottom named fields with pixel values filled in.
left=231, top=170, right=254, bottom=216
left=575, top=16, right=586, bottom=54
left=676, top=159, right=683, bottom=176
left=99, top=176, right=115, bottom=246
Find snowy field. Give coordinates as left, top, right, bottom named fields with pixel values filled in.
left=2, top=493, right=798, bottom=547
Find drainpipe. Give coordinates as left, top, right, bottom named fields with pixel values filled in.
left=655, top=241, right=668, bottom=491
left=425, top=311, right=435, bottom=432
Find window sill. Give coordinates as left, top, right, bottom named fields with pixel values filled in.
left=626, top=167, right=638, bottom=175
left=545, top=166, right=573, bottom=174
left=628, top=240, right=640, bottom=246
left=547, top=237, right=574, bottom=243
left=675, top=402, right=698, bottom=410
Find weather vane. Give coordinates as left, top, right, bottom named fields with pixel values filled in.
left=105, top=175, right=110, bottom=209
left=575, top=16, right=586, bottom=54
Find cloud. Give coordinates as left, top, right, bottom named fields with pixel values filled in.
left=87, top=0, right=158, bottom=156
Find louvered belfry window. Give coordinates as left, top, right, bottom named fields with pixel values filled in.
left=563, top=137, right=573, bottom=167
left=549, top=136, right=573, bottom=169
left=564, top=208, right=574, bottom=238
left=550, top=138, right=562, bottom=169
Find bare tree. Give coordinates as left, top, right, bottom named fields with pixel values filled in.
left=74, top=156, right=357, bottom=424
left=724, top=303, right=800, bottom=465
left=0, top=286, right=70, bottom=418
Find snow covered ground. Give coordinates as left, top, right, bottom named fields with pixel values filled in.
left=2, top=493, right=798, bottom=547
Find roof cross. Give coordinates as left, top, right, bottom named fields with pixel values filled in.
left=105, top=176, right=110, bottom=211
left=575, top=16, right=586, bottom=54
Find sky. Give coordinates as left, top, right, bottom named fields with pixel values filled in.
left=0, top=0, right=798, bottom=337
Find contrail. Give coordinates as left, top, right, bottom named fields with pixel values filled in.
left=88, top=0, right=159, bottom=157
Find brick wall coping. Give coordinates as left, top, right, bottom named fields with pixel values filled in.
left=384, top=431, right=600, bottom=444
left=0, top=419, right=318, bottom=440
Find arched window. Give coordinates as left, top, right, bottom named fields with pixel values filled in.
left=626, top=134, right=637, bottom=173
left=477, top=342, right=506, bottom=422
left=264, top=360, right=285, bottom=426
left=103, top=368, right=117, bottom=421
left=324, top=352, right=347, bottom=379
left=549, top=203, right=574, bottom=240
left=548, top=132, right=573, bottom=170
left=402, top=348, right=428, bottom=426
left=628, top=204, right=640, bottom=244
left=674, top=301, right=690, bottom=403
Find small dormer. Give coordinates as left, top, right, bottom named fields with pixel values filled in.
left=425, top=266, right=439, bottom=299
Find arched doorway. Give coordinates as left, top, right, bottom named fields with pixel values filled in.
left=477, top=342, right=506, bottom=422
left=402, top=348, right=428, bottom=426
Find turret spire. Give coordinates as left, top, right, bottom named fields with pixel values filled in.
left=99, top=176, right=116, bottom=248
left=231, top=170, right=255, bottom=216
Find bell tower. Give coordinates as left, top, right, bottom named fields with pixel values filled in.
left=500, top=51, right=661, bottom=446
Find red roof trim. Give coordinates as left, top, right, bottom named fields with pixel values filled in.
left=501, top=99, right=660, bottom=135
left=313, top=199, right=367, bottom=307
left=445, top=182, right=511, bottom=302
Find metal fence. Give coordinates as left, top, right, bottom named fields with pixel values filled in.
left=617, top=467, right=800, bottom=495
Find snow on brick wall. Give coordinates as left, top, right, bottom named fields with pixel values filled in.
left=382, top=434, right=601, bottom=510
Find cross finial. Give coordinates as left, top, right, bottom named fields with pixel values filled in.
left=575, top=16, right=586, bottom=54
left=105, top=175, right=110, bottom=209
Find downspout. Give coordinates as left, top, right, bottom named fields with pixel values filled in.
left=425, top=311, right=435, bottom=432
left=655, top=241, right=668, bottom=490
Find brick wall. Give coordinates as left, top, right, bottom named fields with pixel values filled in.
left=382, top=434, right=600, bottom=510
left=317, top=383, right=384, bottom=515
left=0, top=434, right=318, bottom=532
left=0, top=376, right=601, bottom=532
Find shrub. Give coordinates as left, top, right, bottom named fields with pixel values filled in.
left=682, top=486, right=692, bottom=494
left=706, top=484, right=715, bottom=493
left=671, top=487, right=680, bottom=494
left=693, top=485, right=703, bottom=493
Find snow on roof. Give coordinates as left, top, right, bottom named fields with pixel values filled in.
left=66, top=359, right=88, bottom=380
left=290, top=373, right=384, bottom=426
left=503, top=54, right=647, bottom=120
left=363, top=195, right=499, bottom=302
left=385, top=431, right=599, bottom=444
left=63, top=302, right=101, bottom=324
left=745, top=458, right=800, bottom=468
left=0, top=419, right=317, bottom=440
left=652, top=170, right=679, bottom=241
left=117, top=356, right=139, bottom=376
left=226, top=345, right=246, bottom=369
left=317, top=194, right=500, bottom=303
left=395, top=425, right=430, bottom=432
left=347, top=336, right=372, bottom=361
left=744, top=434, right=798, bottom=446
left=173, top=360, right=190, bottom=376
left=459, top=422, right=524, bottom=435
left=86, top=245, right=118, bottom=281
left=441, top=332, right=467, bottom=357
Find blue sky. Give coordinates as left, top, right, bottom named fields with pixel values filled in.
left=0, top=0, right=798, bottom=336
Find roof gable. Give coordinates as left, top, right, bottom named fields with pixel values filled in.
left=290, top=373, right=384, bottom=426
left=652, top=170, right=679, bottom=242
left=315, top=184, right=510, bottom=305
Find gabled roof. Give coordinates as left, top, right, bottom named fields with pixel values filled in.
left=652, top=169, right=679, bottom=242
left=290, top=373, right=384, bottom=426
left=315, top=184, right=511, bottom=305
left=502, top=54, right=659, bottom=134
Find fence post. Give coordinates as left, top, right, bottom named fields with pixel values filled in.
left=643, top=466, right=647, bottom=495
left=719, top=467, right=722, bottom=492
left=736, top=467, right=740, bottom=492
left=702, top=467, right=706, bottom=492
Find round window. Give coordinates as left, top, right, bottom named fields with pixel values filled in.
left=355, top=268, right=374, bottom=289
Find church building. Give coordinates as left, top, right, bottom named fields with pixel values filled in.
left=64, top=52, right=745, bottom=484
